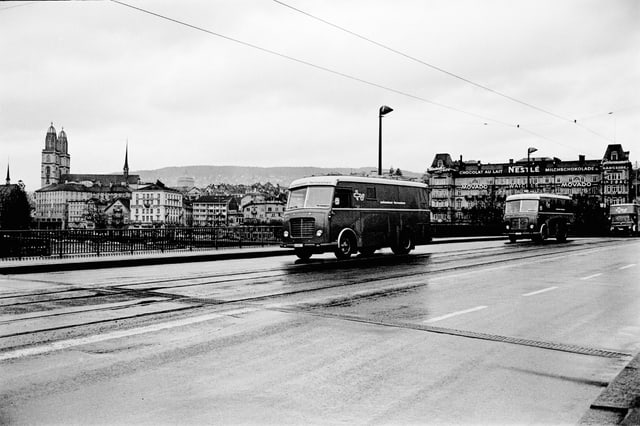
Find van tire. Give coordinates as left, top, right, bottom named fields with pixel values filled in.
left=335, top=233, right=356, bottom=260
left=555, top=225, right=567, bottom=242
left=359, top=247, right=376, bottom=256
left=391, top=232, right=413, bottom=255
left=294, top=248, right=312, bottom=260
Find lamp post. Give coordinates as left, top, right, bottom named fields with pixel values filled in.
left=527, top=147, right=537, bottom=192
left=378, top=105, right=393, bottom=175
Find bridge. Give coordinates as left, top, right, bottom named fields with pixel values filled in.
left=1, top=237, right=638, bottom=424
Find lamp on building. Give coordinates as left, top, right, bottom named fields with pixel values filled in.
left=378, top=105, right=393, bottom=176
left=527, top=147, right=538, bottom=192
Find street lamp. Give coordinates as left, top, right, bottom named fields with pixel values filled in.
left=527, top=147, right=538, bottom=192
left=378, top=105, right=393, bottom=175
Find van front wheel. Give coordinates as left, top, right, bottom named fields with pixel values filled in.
left=335, top=233, right=356, bottom=260
left=294, top=248, right=312, bottom=260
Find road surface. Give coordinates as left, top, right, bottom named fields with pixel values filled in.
left=1, top=237, right=639, bottom=424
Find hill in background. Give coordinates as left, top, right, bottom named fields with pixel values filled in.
left=133, top=165, right=424, bottom=188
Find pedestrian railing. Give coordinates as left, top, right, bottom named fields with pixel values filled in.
left=0, top=226, right=284, bottom=260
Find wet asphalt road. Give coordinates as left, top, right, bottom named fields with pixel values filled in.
left=1, top=237, right=639, bottom=424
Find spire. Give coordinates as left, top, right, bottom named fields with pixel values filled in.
left=5, top=162, right=9, bottom=185
left=45, top=122, right=57, bottom=150
left=58, top=127, right=68, bottom=154
left=123, top=141, right=129, bottom=180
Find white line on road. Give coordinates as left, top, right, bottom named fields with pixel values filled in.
left=424, top=305, right=488, bottom=323
left=619, top=264, right=636, bottom=270
left=580, top=273, right=603, bottom=280
left=0, top=308, right=250, bottom=362
left=522, top=286, right=558, bottom=297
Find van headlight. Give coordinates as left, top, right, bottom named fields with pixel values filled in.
left=316, top=230, right=323, bottom=237
left=283, top=230, right=289, bottom=238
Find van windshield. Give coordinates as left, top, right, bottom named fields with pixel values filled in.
left=287, top=186, right=333, bottom=209
left=611, top=214, right=631, bottom=223
left=505, top=199, right=539, bottom=213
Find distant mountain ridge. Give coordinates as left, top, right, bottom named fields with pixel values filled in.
left=133, top=165, right=423, bottom=188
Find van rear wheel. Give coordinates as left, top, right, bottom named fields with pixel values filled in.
left=555, top=225, right=567, bottom=242
left=391, top=232, right=413, bottom=255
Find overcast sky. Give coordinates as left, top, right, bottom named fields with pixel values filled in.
left=1, top=0, right=639, bottom=190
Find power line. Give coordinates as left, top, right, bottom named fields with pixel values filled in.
left=272, top=0, right=615, bottom=145
left=0, top=2, right=37, bottom=12
left=110, top=1, right=604, bottom=154
left=110, top=0, right=513, bottom=127
left=272, top=0, right=572, bottom=122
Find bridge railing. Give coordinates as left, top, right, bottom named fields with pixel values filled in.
left=0, top=226, right=284, bottom=260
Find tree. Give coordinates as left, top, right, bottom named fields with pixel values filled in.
left=0, top=184, right=32, bottom=229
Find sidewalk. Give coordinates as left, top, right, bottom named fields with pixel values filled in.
left=0, top=236, right=504, bottom=275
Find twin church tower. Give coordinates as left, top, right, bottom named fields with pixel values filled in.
left=40, top=123, right=71, bottom=187
left=40, top=123, right=132, bottom=188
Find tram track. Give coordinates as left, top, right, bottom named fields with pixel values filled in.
left=0, top=238, right=630, bottom=351
left=0, top=240, right=583, bottom=309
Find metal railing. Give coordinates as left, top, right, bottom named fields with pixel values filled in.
left=0, top=226, right=284, bottom=260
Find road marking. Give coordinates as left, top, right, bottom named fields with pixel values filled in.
left=522, top=286, right=558, bottom=297
left=424, top=305, right=487, bottom=323
left=0, top=308, right=249, bottom=362
left=619, top=264, right=636, bottom=270
left=580, top=273, right=603, bottom=280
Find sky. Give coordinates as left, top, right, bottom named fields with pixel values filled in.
left=1, top=0, right=639, bottom=191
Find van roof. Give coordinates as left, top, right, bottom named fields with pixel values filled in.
left=288, top=175, right=427, bottom=189
left=506, top=193, right=572, bottom=201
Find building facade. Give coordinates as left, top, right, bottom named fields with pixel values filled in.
left=129, top=181, right=184, bottom=228
left=242, top=199, right=285, bottom=224
left=192, top=195, right=239, bottom=226
left=35, top=183, right=132, bottom=229
left=427, top=144, right=633, bottom=224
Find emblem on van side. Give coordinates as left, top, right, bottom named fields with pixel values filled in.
left=353, top=190, right=365, bottom=202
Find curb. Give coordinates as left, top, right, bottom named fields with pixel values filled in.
left=580, top=352, right=640, bottom=424
left=0, top=248, right=293, bottom=275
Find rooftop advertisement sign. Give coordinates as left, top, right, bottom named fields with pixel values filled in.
left=455, top=163, right=600, bottom=177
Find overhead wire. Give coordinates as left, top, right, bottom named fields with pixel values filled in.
left=272, top=0, right=571, bottom=123
left=110, top=0, right=604, bottom=155
left=109, top=0, right=517, bottom=127
left=272, top=0, right=614, bottom=147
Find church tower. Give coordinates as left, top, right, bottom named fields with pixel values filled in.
left=40, top=123, right=71, bottom=187
left=41, top=123, right=59, bottom=187
left=58, top=127, right=71, bottom=177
